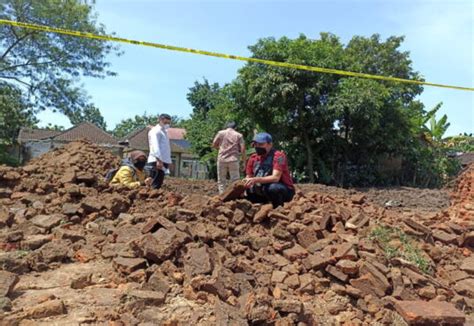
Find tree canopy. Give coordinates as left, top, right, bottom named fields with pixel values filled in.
left=0, top=0, right=120, bottom=139
left=186, top=33, right=460, bottom=187
left=113, top=113, right=185, bottom=139
left=69, top=104, right=107, bottom=130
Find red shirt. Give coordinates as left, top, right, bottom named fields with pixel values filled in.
left=246, top=150, right=294, bottom=189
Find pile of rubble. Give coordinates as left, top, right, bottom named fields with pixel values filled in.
left=447, top=163, right=474, bottom=223
left=0, top=141, right=472, bottom=325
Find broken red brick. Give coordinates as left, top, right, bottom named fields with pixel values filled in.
left=395, top=300, right=465, bottom=326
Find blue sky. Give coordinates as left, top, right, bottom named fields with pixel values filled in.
left=37, top=0, right=473, bottom=136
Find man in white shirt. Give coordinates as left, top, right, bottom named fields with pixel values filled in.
left=146, top=113, right=172, bottom=189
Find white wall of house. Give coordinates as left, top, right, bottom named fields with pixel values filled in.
left=21, top=140, right=53, bottom=163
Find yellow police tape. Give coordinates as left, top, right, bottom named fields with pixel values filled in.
left=1, top=19, right=473, bottom=92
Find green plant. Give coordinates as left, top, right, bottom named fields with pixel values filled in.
left=369, top=225, right=432, bottom=274
left=0, top=144, right=19, bottom=166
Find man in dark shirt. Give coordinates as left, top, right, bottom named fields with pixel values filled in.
left=244, top=132, right=295, bottom=208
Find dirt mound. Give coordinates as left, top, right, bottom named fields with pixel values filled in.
left=0, top=141, right=472, bottom=325
left=449, top=163, right=474, bottom=222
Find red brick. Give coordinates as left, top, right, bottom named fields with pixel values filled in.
left=395, top=300, right=465, bottom=325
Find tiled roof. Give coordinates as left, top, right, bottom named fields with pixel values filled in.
left=53, top=122, right=119, bottom=145
left=123, top=127, right=191, bottom=153
left=168, top=128, right=186, bottom=140
left=122, top=127, right=149, bottom=150
left=18, top=128, right=62, bottom=142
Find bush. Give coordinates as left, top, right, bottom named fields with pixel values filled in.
left=0, top=144, right=19, bottom=166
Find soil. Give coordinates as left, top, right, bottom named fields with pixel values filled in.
left=0, top=141, right=472, bottom=325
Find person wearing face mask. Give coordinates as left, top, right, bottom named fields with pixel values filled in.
left=110, top=150, right=152, bottom=189
left=243, top=132, right=295, bottom=208
left=146, top=113, right=173, bottom=189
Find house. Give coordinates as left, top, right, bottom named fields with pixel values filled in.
left=121, top=127, right=208, bottom=179
left=18, top=122, right=123, bottom=163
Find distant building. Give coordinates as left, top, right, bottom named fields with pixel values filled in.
left=121, top=127, right=208, bottom=179
left=17, top=122, right=122, bottom=163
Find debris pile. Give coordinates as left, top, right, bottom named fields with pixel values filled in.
left=448, top=163, right=474, bottom=223
left=0, top=141, right=472, bottom=325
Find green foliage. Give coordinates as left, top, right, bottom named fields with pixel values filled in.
left=444, top=135, right=474, bottom=152
left=184, top=33, right=462, bottom=187
left=69, top=104, right=107, bottom=130
left=402, top=143, right=460, bottom=187
left=0, top=82, right=37, bottom=145
left=234, top=34, right=345, bottom=182
left=369, top=226, right=432, bottom=274
left=418, top=102, right=450, bottom=142
left=184, top=79, right=252, bottom=179
left=0, top=144, right=20, bottom=166
left=113, top=112, right=184, bottom=138
left=0, top=0, right=120, bottom=124
left=44, top=123, right=65, bottom=131
left=231, top=33, right=426, bottom=186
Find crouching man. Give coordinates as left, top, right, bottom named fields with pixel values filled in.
left=243, top=132, right=295, bottom=208
left=110, top=150, right=152, bottom=189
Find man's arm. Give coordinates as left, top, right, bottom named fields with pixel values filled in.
left=240, top=143, right=246, bottom=163
left=245, top=156, right=254, bottom=178
left=244, top=152, right=286, bottom=188
left=244, top=169, right=282, bottom=188
left=212, top=132, right=221, bottom=149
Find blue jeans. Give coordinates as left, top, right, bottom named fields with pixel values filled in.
left=246, top=182, right=295, bottom=208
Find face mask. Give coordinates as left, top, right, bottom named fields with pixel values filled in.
left=134, top=160, right=146, bottom=170
left=163, top=124, right=171, bottom=130
left=255, top=147, right=267, bottom=156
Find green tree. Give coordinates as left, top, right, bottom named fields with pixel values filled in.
left=69, top=104, right=107, bottom=130
left=0, top=0, right=120, bottom=119
left=184, top=79, right=252, bottom=179
left=233, top=33, right=427, bottom=186
left=0, top=82, right=37, bottom=165
left=234, top=33, right=346, bottom=183
left=328, top=78, right=391, bottom=185
left=113, top=112, right=184, bottom=138
left=0, top=82, right=37, bottom=145
left=424, top=104, right=450, bottom=142
left=44, top=123, right=65, bottom=131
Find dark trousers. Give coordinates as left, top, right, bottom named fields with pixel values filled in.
left=246, top=182, right=295, bottom=208
left=145, top=162, right=169, bottom=189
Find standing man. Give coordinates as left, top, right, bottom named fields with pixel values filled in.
left=146, top=113, right=172, bottom=189
left=243, top=132, right=295, bottom=208
left=212, top=121, right=246, bottom=194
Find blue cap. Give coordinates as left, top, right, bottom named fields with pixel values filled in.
left=252, top=132, right=272, bottom=144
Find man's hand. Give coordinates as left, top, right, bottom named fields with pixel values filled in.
left=243, top=177, right=256, bottom=188
left=144, top=177, right=152, bottom=186
left=155, top=160, right=164, bottom=170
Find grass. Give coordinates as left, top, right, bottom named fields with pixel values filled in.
left=369, top=225, right=432, bottom=274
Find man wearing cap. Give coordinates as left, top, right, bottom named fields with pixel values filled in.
left=212, top=121, right=246, bottom=194
left=146, top=113, right=173, bottom=189
left=243, top=132, right=295, bottom=208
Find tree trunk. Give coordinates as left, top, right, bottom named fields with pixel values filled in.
left=303, top=133, right=315, bottom=183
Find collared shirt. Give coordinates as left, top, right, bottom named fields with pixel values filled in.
left=147, top=124, right=172, bottom=164
left=213, top=128, right=244, bottom=162
left=246, top=150, right=294, bottom=189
